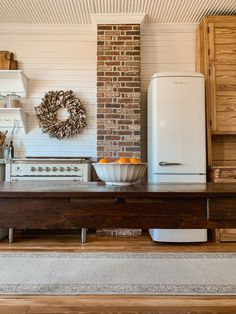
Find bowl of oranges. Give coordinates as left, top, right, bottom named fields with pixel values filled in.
left=92, top=157, right=147, bottom=186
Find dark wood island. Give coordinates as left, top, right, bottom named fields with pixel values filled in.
left=0, top=181, right=236, bottom=243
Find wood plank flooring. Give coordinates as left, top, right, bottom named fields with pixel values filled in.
left=0, top=230, right=235, bottom=314
left=1, top=229, right=236, bottom=252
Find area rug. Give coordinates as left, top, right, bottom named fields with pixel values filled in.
left=0, top=252, right=235, bottom=295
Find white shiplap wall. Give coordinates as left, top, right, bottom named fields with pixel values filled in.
left=140, top=24, right=197, bottom=159
left=0, top=23, right=196, bottom=158
left=0, top=24, right=97, bottom=158
left=141, top=24, right=196, bottom=90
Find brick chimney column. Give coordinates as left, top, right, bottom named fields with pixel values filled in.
left=97, top=24, right=141, bottom=159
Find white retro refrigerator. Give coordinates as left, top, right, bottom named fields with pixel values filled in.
left=148, top=72, right=207, bottom=242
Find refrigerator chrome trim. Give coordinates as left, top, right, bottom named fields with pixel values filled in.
left=159, top=161, right=183, bottom=166
left=153, top=173, right=206, bottom=175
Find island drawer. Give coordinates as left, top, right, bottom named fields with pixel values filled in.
left=207, top=198, right=236, bottom=220
left=0, top=197, right=207, bottom=229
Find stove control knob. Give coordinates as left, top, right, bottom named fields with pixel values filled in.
left=38, top=167, right=43, bottom=172
left=60, top=167, right=65, bottom=172
left=73, top=167, right=79, bottom=171
left=45, top=167, right=50, bottom=172
left=67, top=167, right=72, bottom=172
left=31, top=167, right=36, bottom=172
left=52, top=167, right=57, bottom=172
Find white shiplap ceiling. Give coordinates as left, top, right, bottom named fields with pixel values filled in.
left=0, top=0, right=235, bottom=24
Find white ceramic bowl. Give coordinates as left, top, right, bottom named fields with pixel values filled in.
left=92, top=162, right=147, bottom=186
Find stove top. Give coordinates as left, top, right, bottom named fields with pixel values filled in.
left=25, top=156, right=91, bottom=159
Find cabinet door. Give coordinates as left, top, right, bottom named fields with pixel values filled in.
left=208, top=22, right=236, bottom=132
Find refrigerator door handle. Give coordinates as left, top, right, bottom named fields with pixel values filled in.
left=159, top=161, right=183, bottom=166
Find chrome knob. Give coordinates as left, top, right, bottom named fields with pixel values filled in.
left=67, top=167, right=72, bottom=172
left=45, top=167, right=50, bottom=172
left=38, top=167, right=43, bottom=172
left=73, top=167, right=79, bottom=171
left=31, top=167, right=36, bottom=172
left=52, top=167, right=57, bottom=172
left=60, top=167, right=65, bottom=172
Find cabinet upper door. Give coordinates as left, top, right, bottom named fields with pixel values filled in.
left=208, top=21, right=236, bottom=132
left=208, top=23, right=236, bottom=64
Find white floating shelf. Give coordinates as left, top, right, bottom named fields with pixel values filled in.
left=0, top=70, right=28, bottom=97
left=0, top=108, right=28, bottom=133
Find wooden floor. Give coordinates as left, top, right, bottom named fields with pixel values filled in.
left=0, top=230, right=235, bottom=314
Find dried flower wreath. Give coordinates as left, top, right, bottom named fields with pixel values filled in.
left=35, top=90, right=87, bottom=140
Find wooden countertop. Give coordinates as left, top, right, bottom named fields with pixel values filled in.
left=0, top=181, right=236, bottom=198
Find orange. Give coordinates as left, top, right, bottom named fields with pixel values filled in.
left=130, top=157, right=141, bottom=164
left=117, top=157, right=130, bottom=164
left=98, top=158, right=110, bottom=163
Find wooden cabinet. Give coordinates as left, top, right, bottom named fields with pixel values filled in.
left=196, top=16, right=236, bottom=241
left=196, top=16, right=236, bottom=169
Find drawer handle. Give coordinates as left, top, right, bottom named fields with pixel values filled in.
left=113, top=197, right=123, bottom=204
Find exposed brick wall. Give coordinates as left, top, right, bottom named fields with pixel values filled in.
left=97, top=24, right=141, bottom=159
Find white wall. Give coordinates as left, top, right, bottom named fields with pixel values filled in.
left=140, top=24, right=197, bottom=159
left=0, top=24, right=97, bottom=158
left=141, top=24, right=196, bottom=90
left=0, top=23, right=197, bottom=158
